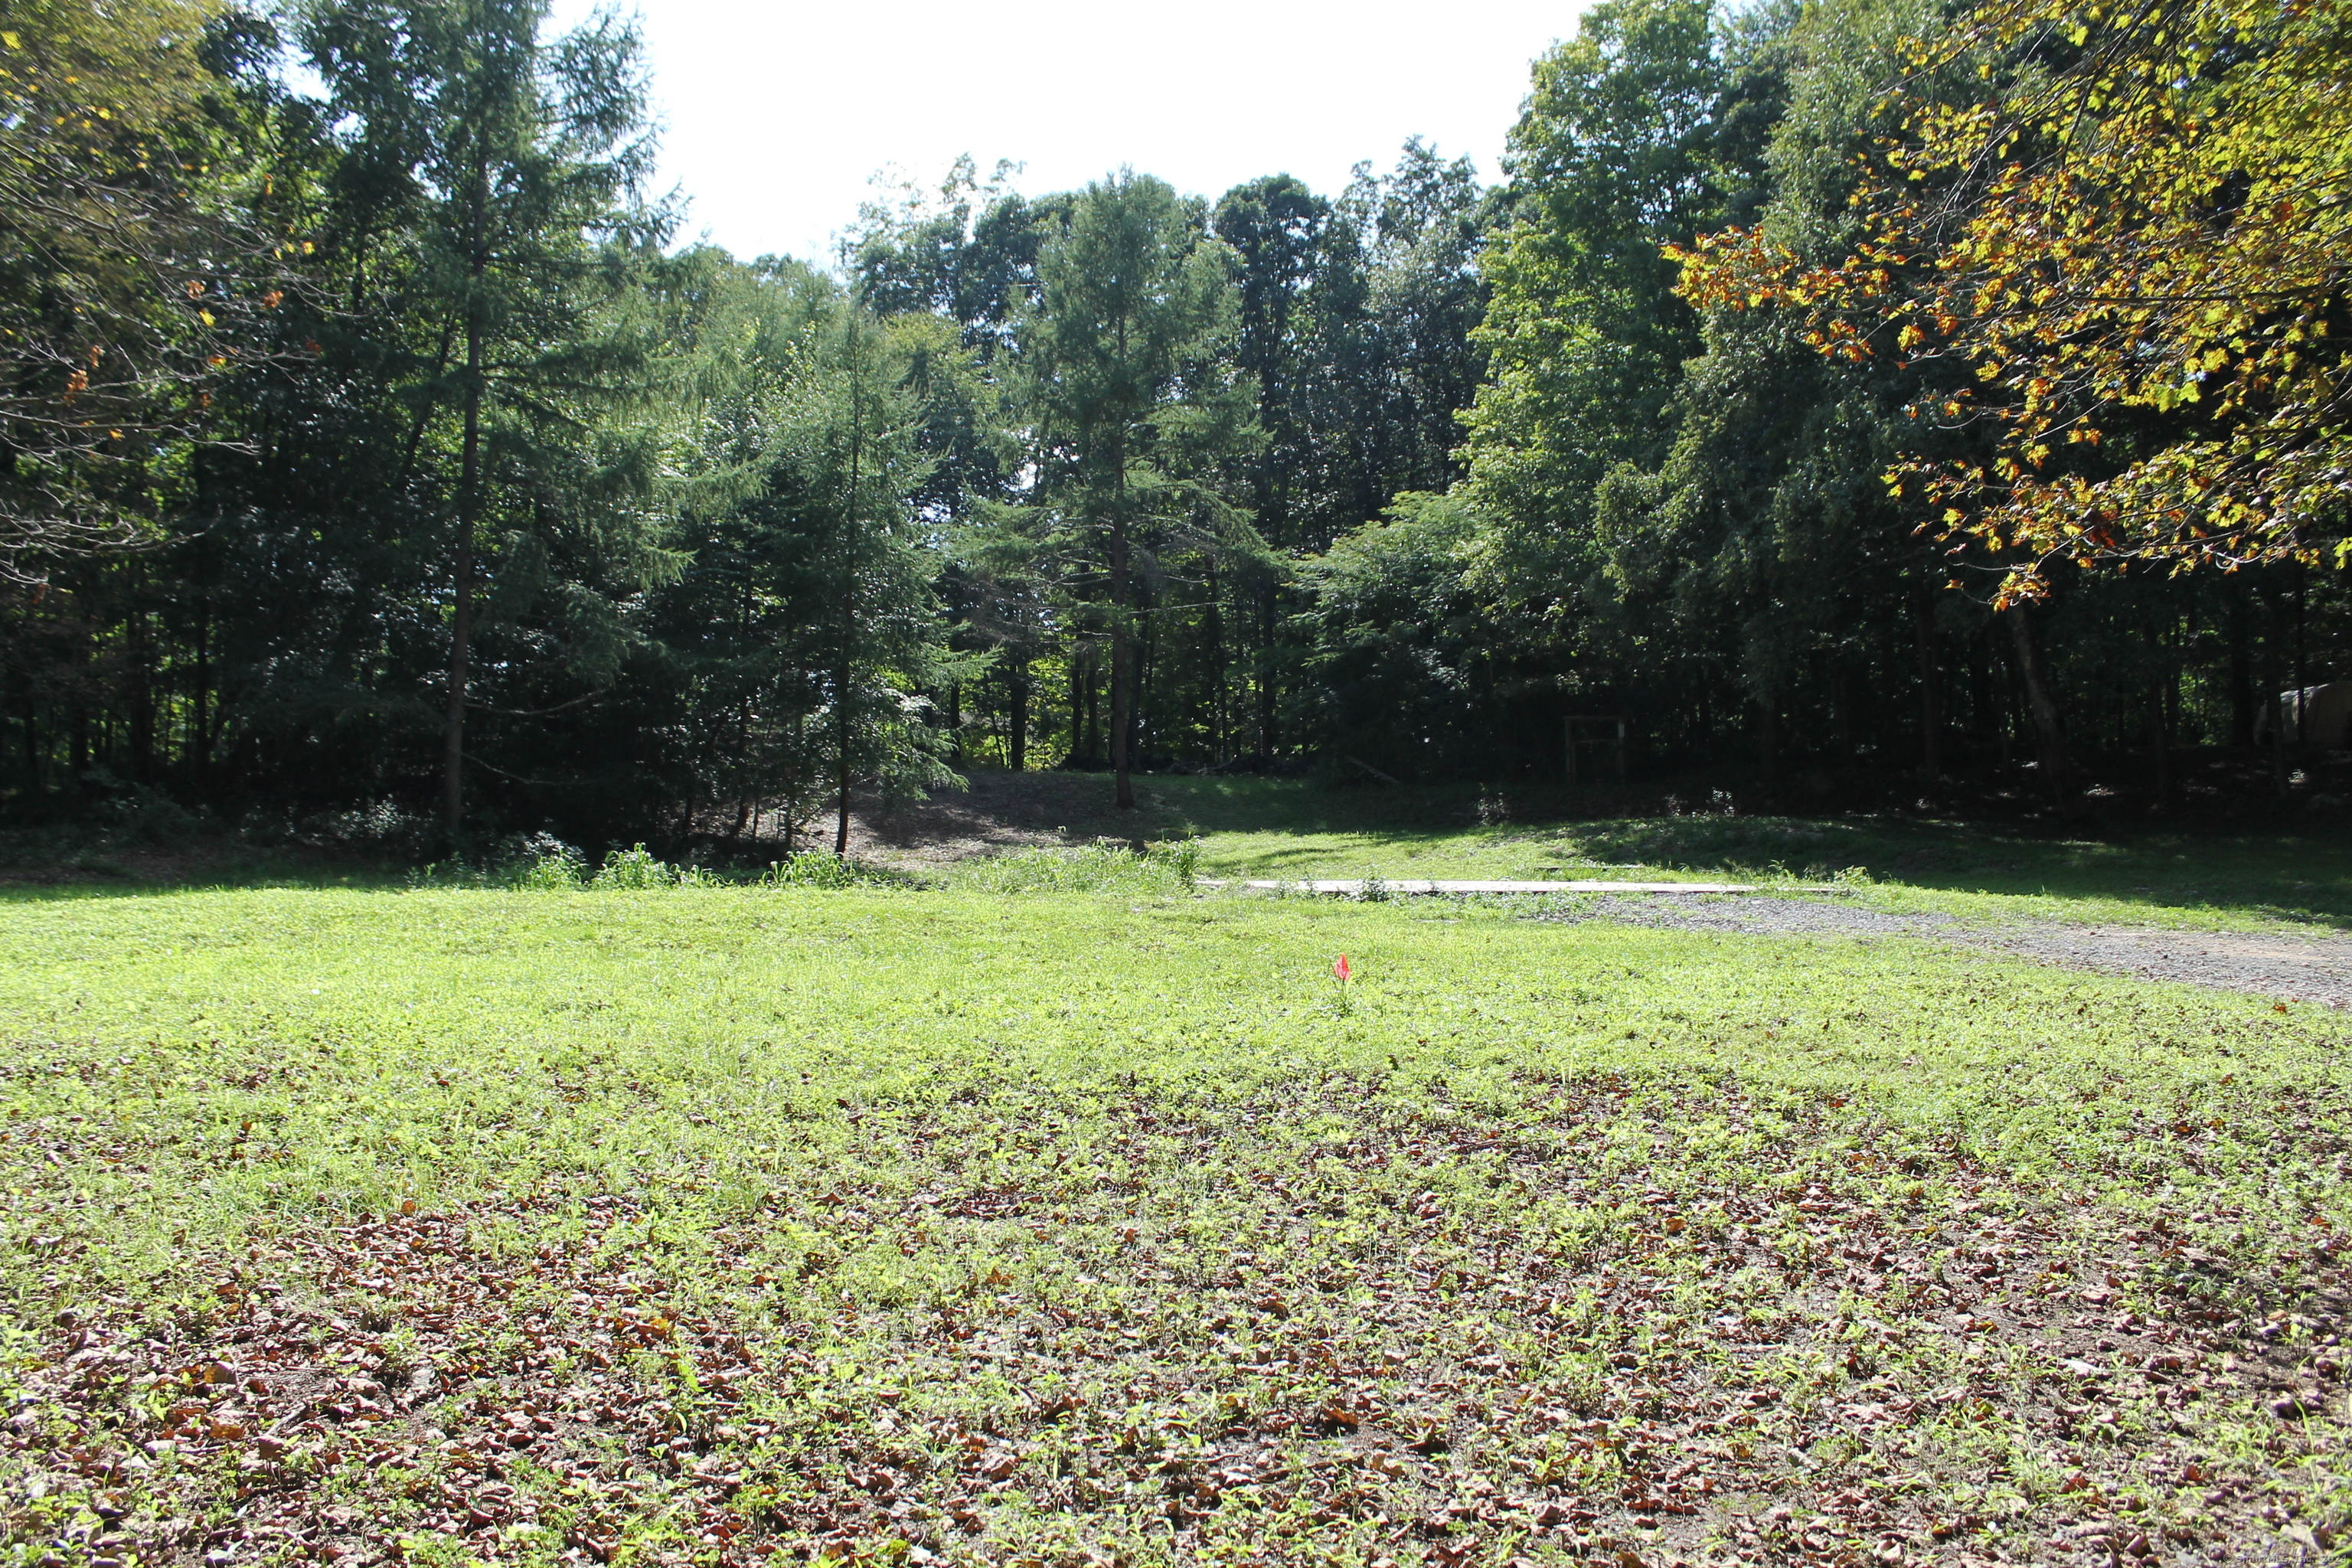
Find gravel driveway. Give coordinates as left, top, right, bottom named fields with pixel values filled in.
left=1542, top=895, right=2352, bottom=1009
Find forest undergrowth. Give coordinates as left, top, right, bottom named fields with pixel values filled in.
left=2, top=887, right=2348, bottom=1566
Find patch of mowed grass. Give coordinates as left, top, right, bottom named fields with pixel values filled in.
left=3, top=884, right=2349, bottom=1565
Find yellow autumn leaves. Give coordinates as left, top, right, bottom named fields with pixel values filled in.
left=1674, top=0, right=2352, bottom=599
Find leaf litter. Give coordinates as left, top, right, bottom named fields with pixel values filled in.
left=8, top=1074, right=2350, bottom=1566
left=5, top=890, right=2352, bottom=1565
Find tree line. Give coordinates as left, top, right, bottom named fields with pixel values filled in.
left=4, top=0, right=2345, bottom=851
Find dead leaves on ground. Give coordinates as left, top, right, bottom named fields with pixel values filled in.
left=6, top=1076, right=2350, bottom=1566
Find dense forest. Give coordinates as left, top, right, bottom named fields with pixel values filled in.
left=4, top=0, right=2346, bottom=852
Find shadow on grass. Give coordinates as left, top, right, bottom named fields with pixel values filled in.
left=0, top=823, right=410, bottom=900
left=1143, top=775, right=2352, bottom=929
left=9, top=775, right=2349, bottom=929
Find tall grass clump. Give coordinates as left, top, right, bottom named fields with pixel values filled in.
left=955, top=838, right=1202, bottom=896
left=590, top=844, right=724, bottom=889
left=506, top=833, right=588, bottom=889
left=407, top=832, right=595, bottom=890
left=758, top=854, right=911, bottom=890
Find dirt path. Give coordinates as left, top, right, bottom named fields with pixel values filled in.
left=835, top=769, right=1152, bottom=865
left=1544, top=894, right=2352, bottom=1008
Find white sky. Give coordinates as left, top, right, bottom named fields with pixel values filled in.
left=541, top=0, right=1591, bottom=266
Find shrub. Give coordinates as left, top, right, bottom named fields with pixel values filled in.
left=293, top=799, right=433, bottom=858
left=498, top=834, right=587, bottom=890
left=100, top=784, right=206, bottom=848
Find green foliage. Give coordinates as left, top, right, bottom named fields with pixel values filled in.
left=758, top=853, right=908, bottom=890
left=949, top=837, right=1202, bottom=896
left=1295, top=491, right=1489, bottom=771
left=506, top=839, right=587, bottom=890
left=653, top=253, right=972, bottom=848
left=589, top=843, right=711, bottom=889
left=288, top=0, right=671, bottom=832
left=1002, top=171, right=1259, bottom=802
left=1459, top=0, right=1766, bottom=541
left=1214, top=149, right=1494, bottom=555
left=7, top=0, right=2347, bottom=845
left=0, top=0, right=283, bottom=573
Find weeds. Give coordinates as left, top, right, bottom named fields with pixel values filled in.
left=951, top=837, right=1203, bottom=895
left=759, top=852, right=912, bottom=890
left=404, top=841, right=912, bottom=893
left=2, top=887, right=2347, bottom=1564
left=588, top=843, right=720, bottom=889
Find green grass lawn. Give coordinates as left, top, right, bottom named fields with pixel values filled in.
left=1124, top=776, right=2352, bottom=933
left=4, top=882, right=2348, bottom=1566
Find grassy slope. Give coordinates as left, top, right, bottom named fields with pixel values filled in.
left=4, top=884, right=2348, bottom=1565
left=1123, top=776, right=2352, bottom=933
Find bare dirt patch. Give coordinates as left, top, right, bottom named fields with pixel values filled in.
left=823, top=770, right=1179, bottom=868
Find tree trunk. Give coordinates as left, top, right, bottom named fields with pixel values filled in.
left=1913, top=595, right=1942, bottom=779
left=1758, top=697, right=1779, bottom=789
left=2004, top=608, right=2069, bottom=798
left=835, top=340, right=865, bottom=858
left=2227, top=593, right=2254, bottom=748
left=2295, top=568, right=2310, bottom=743
left=67, top=606, right=90, bottom=784
left=126, top=577, right=152, bottom=782
left=1109, top=431, right=1135, bottom=810
left=2274, top=687, right=2292, bottom=798
left=2268, top=589, right=2292, bottom=798
left=440, top=160, right=493, bottom=844
left=783, top=707, right=802, bottom=854
left=834, top=654, right=854, bottom=854
left=1257, top=583, right=1278, bottom=762
left=1131, top=593, right=1151, bottom=777
left=191, top=587, right=211, bottom=793
left=13, top=671, right=37, bottom=795
left=1998, top=643, right=2017, bottom=769
left=1084, top=645, right=1100, bottom=763
left=1831, top=668, right=1853, bottom=763
left=1009, top=655, right=1028, bottom=773
left=440, top=316, right=483, bottom=841
left=1204, top=564, right=1224, bottom=763
left=2147, top=603, right=2177, bottom=812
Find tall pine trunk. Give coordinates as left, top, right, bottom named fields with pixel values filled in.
left=1084, top=646, right=1100, bottom=763
left=191, top=587, right=211, bottom=792
left=441, top=160, right=490, bottom=843
left=835, top=342, right=865, bottom=858
left=1109, top=429, right=1135, bottom=810
left=1257, top=584, right=1278, bottom=761
left=1008, top=655, right=1028, bottom=773
left=2226, top=593, right=2255, bottom=747
left=440, top=315, right=482, bottom=840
